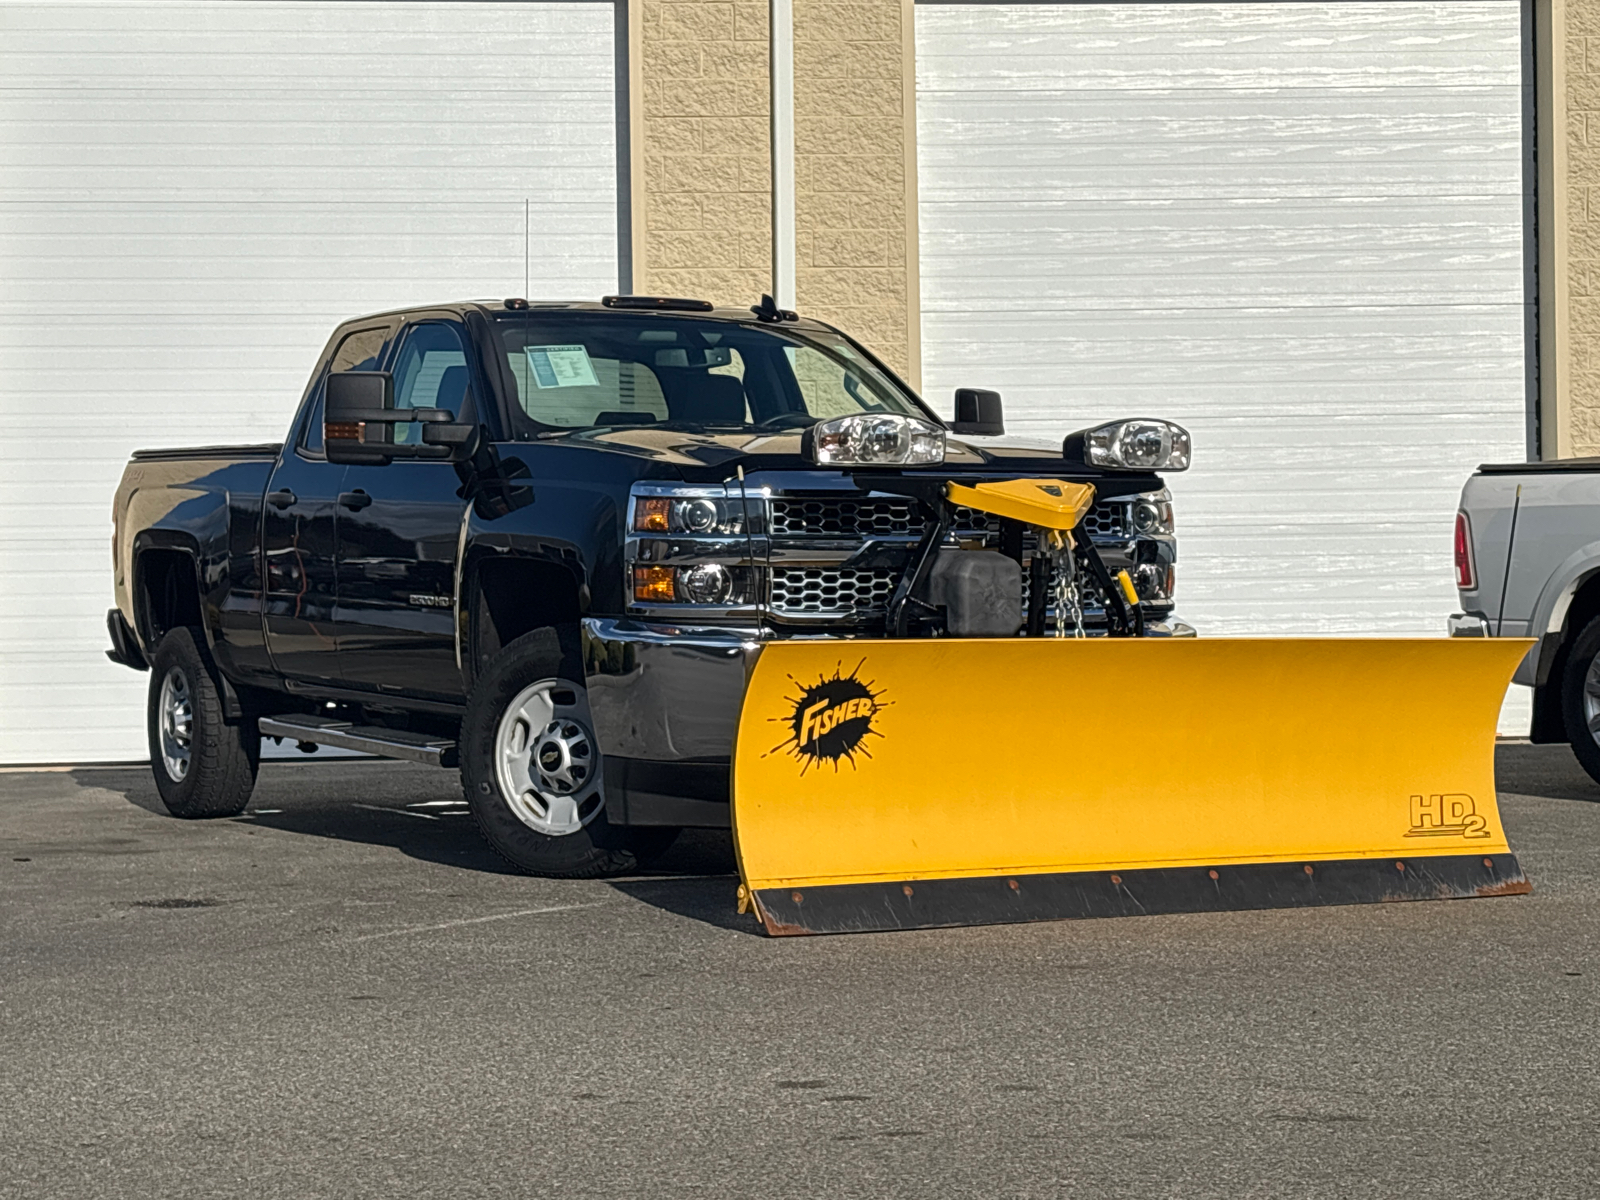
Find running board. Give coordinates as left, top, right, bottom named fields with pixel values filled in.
left=259, top=714, right=458, bottom=768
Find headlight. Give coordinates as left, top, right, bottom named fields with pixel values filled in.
left=679, top=563, right=732, bottom=604
left=1129, top=488, right=1174, bottom=536
left=633, top=495, right=746, bottom=535
left=1133, top=563, right=1175, bottom=602
left=809, top=414, right=945, bottom=466
left=1070, top=419, right=1191, bottom=472
left=628, top=484, right=760, bottom=609
left=632, top=564, right=752, bottom=606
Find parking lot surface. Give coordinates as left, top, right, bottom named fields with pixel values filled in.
left=2, top=746, right=1597, bottom=1199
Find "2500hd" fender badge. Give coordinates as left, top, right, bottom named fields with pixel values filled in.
left=769, top=660, right=888, bottom=774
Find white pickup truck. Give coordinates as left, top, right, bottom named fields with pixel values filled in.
left=1454, top=458, right=1600, bottom=781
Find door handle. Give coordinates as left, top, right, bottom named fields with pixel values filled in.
left=338, top=490, right=373, bottom=512
left=266, top=489, right=297, bottom=510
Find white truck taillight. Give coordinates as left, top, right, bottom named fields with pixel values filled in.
left=1454, top=512, right=1476, bottom=589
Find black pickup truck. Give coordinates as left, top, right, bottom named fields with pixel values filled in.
left=108, top=296, right=1189, bottom=876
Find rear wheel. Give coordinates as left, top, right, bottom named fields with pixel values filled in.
left=462, top=626, right=639, bottom=877
left=147, top=627, right=258, bottom=817
left=1560, top=615, right=1600, bottom=786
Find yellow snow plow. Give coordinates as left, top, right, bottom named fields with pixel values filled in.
left=729, top=478, right=1532, bottom=936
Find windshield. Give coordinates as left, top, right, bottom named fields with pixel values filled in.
left=494, top=313, right=928, bottom=433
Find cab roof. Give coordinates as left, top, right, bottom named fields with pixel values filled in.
left=344, top=296, right=836, bottom=332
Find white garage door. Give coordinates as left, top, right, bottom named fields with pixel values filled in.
left=917, top=2, right=1530, bottom=640
left=0, top=0, right=620, bottom=765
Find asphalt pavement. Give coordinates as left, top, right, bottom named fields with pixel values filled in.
left=2, top=745, right=1597, bottom=1199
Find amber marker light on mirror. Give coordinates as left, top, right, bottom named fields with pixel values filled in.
left=635, top=497, right=672, bottom=532
left=633, top=565, right=676, bottom=603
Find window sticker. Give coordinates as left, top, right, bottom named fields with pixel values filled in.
left=525, top=345, right=600, bottom=389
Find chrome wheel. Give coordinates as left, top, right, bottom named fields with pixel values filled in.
left=493, top=678, right=603, bottom=836
left=1584, top=654, right=1600, bottom=747
left=158, top=667, right=193, bottom=781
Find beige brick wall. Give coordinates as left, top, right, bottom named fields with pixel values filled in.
left=631, top=0, right=921, bottom=384
left=634, top=0, right=773, bottom=306
left=1568, top=0, right=1600, bottom=452
left=792, top=0, right=919, bottom=385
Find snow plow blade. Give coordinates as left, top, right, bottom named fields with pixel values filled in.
left=731, top=638, right=1532, bottom=936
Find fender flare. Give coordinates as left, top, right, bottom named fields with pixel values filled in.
left=457, top=536, right=593, bottom=689
left=1529, top=541, right=1600, bottom=640
left=129, top=530, right=207, bottom=651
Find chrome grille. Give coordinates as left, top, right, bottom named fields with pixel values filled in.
left=769, top=494, right=1127, bottom=542
left=951, top=506, right=996, bottom=533
left=769, top=498, right=916, bottom=537
left=769, top=567, right=897, bottom=616
left=1081, top=506, right=1127, bottom=542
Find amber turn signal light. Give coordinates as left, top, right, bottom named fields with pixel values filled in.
left=633, top=565, right=676, bottom=603
left=634, top=497, right=671, bottom=532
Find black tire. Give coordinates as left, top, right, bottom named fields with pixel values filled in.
left=461, top=626, right=638, bottom=877
left=1562, top=616, right=1600, bottom=786
left=147, top=627, right=258, bottom=818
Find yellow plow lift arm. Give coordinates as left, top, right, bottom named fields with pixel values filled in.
left=731, top=637, right=1533, bottom=936
left=945, top=478, right=1096, bottom=531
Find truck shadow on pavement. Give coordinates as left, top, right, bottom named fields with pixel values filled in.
left=79, top=761, right=748, bottom=926
left=1495, top=743, right=1600, bottom=803
left=74, top=747, right=1596, bottom=936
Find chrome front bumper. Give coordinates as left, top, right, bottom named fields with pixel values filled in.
left=584, top=613, right=1198, bottom=765
left=583, top=618, right=761, bottom=763
left=583, top=614, right=1200, bottom=827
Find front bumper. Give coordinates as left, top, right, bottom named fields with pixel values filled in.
left=584, top=613, right=1197, bottom=763
left=583, top=618, right=759, bottom=827
left=583, top=618, right=761, bottom=762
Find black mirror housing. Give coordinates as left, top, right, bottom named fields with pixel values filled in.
left=323, top=374, right=475, bottom=465
left=951, top=388, right=1004, bottom=436
left=325, top=371, right=394, bottom=464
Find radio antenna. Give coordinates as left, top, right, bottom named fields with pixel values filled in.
left=735, top=464, right=764, bottom=629
left=524, top=198, right=530, bottom=299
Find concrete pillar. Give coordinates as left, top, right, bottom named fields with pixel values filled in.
left=791, top=0, right=920, bottom=386
left=630, top=0, right=921, bottom=386
left=1563, top=0, right=1598, bottom=454
left=630, top=0, right=775, bottom=306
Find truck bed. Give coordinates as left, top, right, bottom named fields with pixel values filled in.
left=130, top=444, right=282, bottom=462
left=1477, top=458, right=1600, bottom=475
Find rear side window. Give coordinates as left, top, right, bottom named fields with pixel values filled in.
left=331, top=326, right=388, bottom=373
left=390, top=323, right=473, bottom=445
left=300, top=325, right=392, bottom=455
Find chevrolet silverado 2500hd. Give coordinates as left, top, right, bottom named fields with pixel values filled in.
left=108, top=296, right=1190, bottom=876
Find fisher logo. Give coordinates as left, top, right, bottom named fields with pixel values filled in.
left=1405, top=793, right=1491, bottom=839
left=769, top=660, right=888, bottom=774
left=407, top=594, right=452, bottom=609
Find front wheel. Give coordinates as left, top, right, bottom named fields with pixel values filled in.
left=461, top=626, right=639, bottom=877
left=146, top=627, right=258, bottom=817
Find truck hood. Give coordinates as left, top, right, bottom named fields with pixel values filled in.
left=549, top=424, right=1121, bottom=478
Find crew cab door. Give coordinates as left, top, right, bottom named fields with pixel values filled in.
left=262, top=323, right=392, bottom=683
left=332, top=319, right=476, bottom=701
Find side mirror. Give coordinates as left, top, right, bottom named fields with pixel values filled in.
left=951, top=388, right=1004, bottom=436
left=325, top=371, right=394, bottom=464
left=325, top=371, right=476, bottom=464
